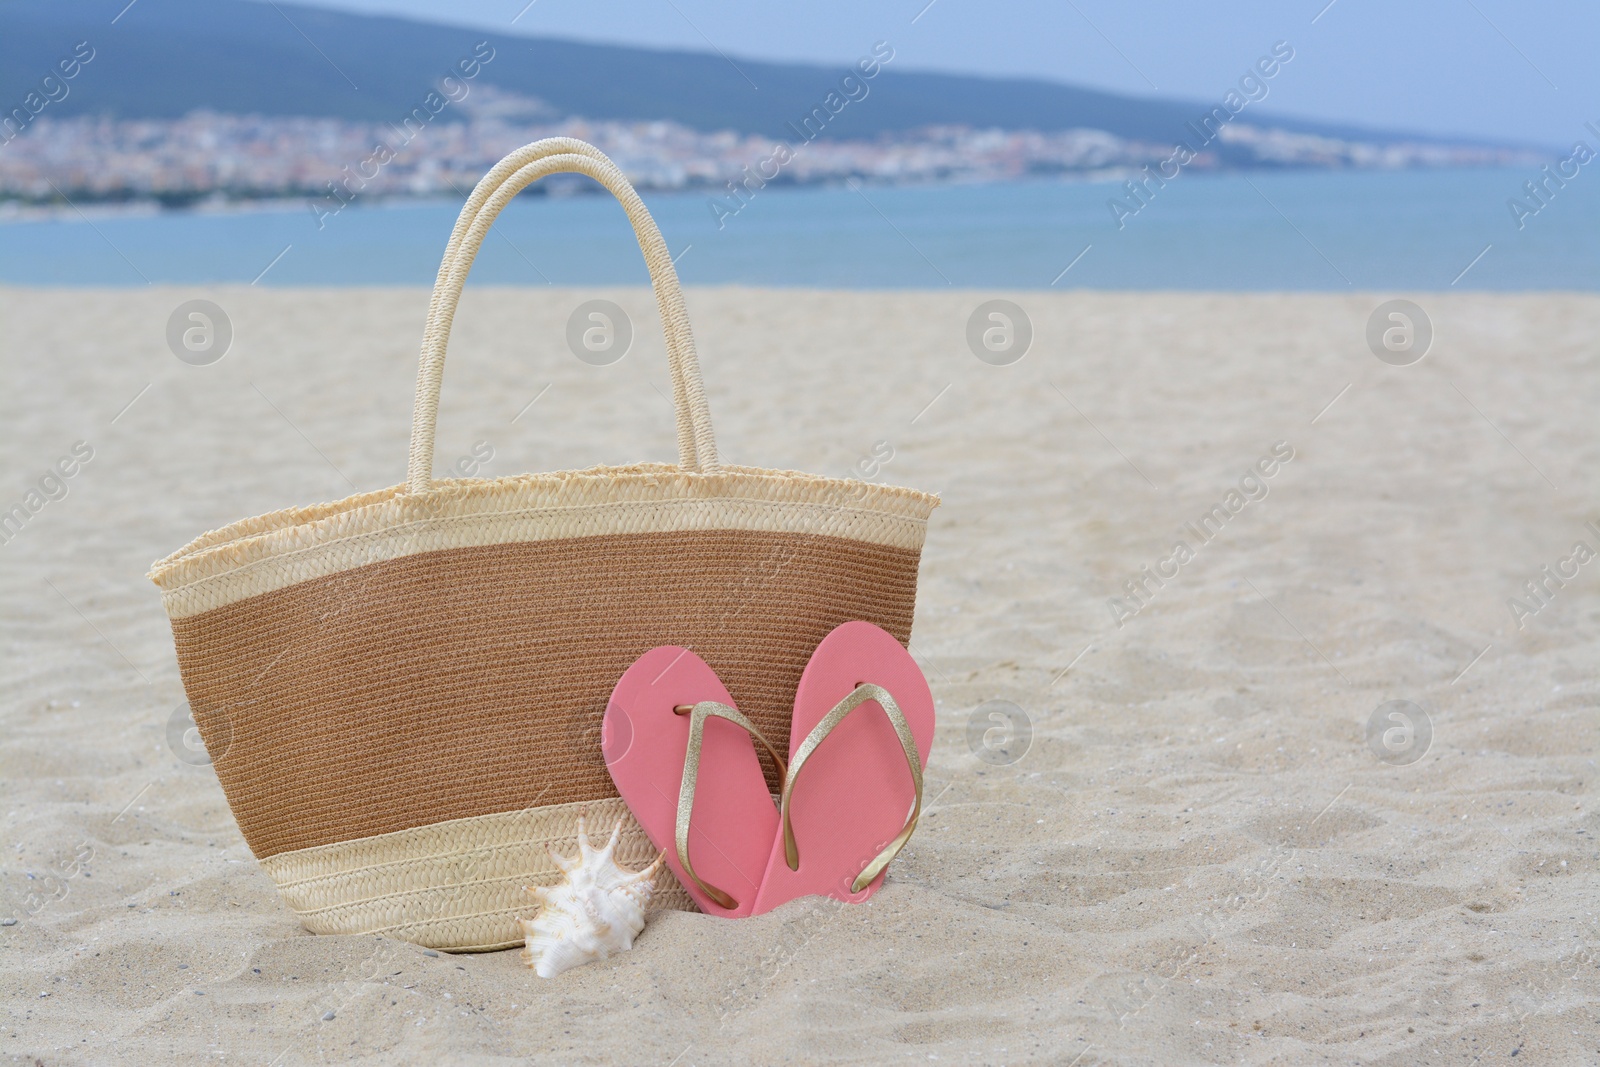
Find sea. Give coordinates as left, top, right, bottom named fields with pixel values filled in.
left=1, top=166, right=1596, bottom=289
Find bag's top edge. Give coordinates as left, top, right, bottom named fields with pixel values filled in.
left=148, top=463, right=939, bottom=596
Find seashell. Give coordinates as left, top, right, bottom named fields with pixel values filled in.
left=520, top=813, right=664, bottom=979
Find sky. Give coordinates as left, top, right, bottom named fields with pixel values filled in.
left=291, top=0, right=1597, bottom=148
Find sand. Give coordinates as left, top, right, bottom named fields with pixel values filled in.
left=1, top=286, right=1596, bottom=1065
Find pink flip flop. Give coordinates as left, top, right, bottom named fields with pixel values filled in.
left=603, top=646, right=785, bottom=916
left=750, top=621, right=936, bottom=914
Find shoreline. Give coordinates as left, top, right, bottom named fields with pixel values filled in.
left=0, top=161, right=1537, bottom=226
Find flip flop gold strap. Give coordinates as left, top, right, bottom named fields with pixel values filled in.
left=675, top=700, right=788, bottom=910
left=779, top=683, right=924, bottom=893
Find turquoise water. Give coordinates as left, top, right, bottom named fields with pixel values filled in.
left=2, top=167, right=1596, bottom=289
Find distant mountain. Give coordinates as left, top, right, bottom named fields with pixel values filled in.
left=0, top=0, right=1526, bottom=153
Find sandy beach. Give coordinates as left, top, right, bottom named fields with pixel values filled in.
left=2, top=286, right=1596, bottom=1065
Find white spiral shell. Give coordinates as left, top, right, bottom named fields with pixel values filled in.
left=520, top=814, right=664, bottom=979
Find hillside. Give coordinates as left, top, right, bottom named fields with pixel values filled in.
left=1, top=0, right=1502, bottom=150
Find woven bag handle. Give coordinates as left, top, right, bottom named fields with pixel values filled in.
left=406, top=138, right=718, bottom=492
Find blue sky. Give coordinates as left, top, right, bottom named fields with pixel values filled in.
left=293, top=0, right=1596, bottom=147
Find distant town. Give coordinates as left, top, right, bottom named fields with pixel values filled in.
left=0, top=87, right=1545, bottom=220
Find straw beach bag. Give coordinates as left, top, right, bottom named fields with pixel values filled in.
left=149, top=139, right=939, bottom=951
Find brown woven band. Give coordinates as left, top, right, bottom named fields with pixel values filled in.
left=172, top=527, right=922, bottom=859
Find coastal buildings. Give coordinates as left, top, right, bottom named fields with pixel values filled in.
left=0, top=92, right=1543, bottom=210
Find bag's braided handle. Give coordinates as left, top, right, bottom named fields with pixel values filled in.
left=406, top=138, right=718, bottom=493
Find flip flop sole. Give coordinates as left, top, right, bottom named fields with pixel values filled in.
left=604, top=646, right=779, bottom=917
left=750, top=621, right=935, bottom=914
